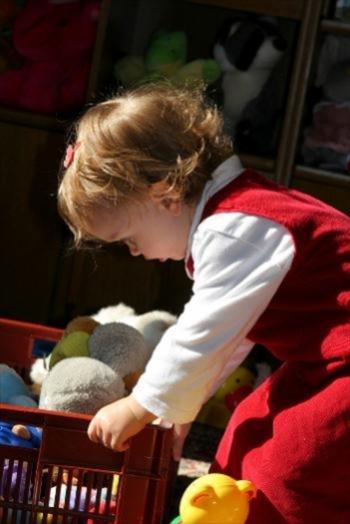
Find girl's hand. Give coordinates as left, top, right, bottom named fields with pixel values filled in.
left=87, top=395, right=156, bottom=452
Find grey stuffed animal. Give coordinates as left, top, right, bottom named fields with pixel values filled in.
left=88, top=322, right=148, bottom=377
left=39, top=357, right=125, bottom=415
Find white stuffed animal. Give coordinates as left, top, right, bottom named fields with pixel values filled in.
left=92, top=303, right=177, bottom=354
left=30, top=303, right=177, bottom=389
left=213, top=16, right=286, bottom=132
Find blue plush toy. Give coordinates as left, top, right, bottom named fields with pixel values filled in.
left=0, top=364, right=37, bottom=407
left=0, top=364, right=41, bottom=449
left=0, top=422, right=41, bottom=448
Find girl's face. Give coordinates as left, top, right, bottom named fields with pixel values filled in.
left=85, top=192, right=196, bottom=262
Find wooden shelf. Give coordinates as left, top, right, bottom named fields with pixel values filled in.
left=295, top=165, right=350, bottom=188
left=186, top=0, right=306, bottom=20
left=321, top=18, right=350, bottom=36
left=240, top=154, right=275, bottom=173
left=86, top=0, right=111, bottom=100
left=0, top=106, right=67, bottom=132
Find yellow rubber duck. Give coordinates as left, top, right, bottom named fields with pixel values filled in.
left=178, top=473, right=256, bottom=524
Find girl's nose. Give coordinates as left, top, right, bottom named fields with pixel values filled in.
left=129, top=245, right=140, bottom=257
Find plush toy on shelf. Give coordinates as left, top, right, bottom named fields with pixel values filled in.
left=0, top=0, right=100, bottom=115
left=114, top=30, right=220, bottom=89
left=213, top=15, right=286, bottom=152
left=170, top=473, right=256, bottom=524
left=302, top=53, right=350, bottom=173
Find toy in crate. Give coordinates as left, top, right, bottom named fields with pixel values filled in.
left=0, top=318, right=175, bottom=523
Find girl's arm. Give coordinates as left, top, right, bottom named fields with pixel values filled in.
left=133, top=212, right=295, bottom=423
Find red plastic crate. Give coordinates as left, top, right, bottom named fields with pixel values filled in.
left=0, top=318, right=175, bottom=523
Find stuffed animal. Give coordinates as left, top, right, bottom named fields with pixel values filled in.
left=48, top=331, right=90, bottom=370
left=196, top=366, right=256, bottom=429
left=302, top=58, right=350, bottom=173
left=0, top=422, right=41, bottom=449
left=213, top=15, right=286, bottom=147
left=38, top=320, right=154, bottom=414
left=91, top=302, right=177, bottom=354
left=30, top=304, right=177, bottom=395
left=39, top=356, right=126, bottom=414
left=115, top=30, right=220, bottom=89
left=0, top=364, right=37, bottom=407
left=0, top=0, right=100, bottom=114
left=0, top=364, right=42, bottom=450
left=30, top=315, right=101, bottom=386
left=88, top=322, right=150, bottom=391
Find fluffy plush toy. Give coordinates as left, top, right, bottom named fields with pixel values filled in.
left=88, top=322, right=150, bottom=391
left=30, top=315, right=101, bottom=386
left=115, top=30, right=220, bottom=89
left=39, top=356, right=126, bottom=415
left=48, top=331, right=90, bottom=370
left=196, top=366, right=256, bottom=429
left=0, top=364, right=37, bottom=407
left=91, top=302, right=177, bottom=354
left=0, top=364, right=42, bottom=450
left=213, top=15, right=286, bottom=143
left=0, top=0, right=99, bottom=114
left=302, top=57, right=350, bottom=173
left=38, top=319, right=158, bottom=414
left=30, top=303, right=177, bottom=398
left=0, top=422, right=41, bottom=449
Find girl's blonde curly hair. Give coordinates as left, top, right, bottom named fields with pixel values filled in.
left=58, top=82, right=233, bottom=245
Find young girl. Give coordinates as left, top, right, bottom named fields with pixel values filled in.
left=58, top=83, right=350, bottom=523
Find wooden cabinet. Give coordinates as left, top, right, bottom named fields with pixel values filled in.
left=0, top=120, right=65, bottom=322
left=1, top=0, right=349, bottom=325
left=0, top=0, right=113, bottom=324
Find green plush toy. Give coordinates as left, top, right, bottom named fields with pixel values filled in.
left=49, top=331, right=90, bottom=370
left=145, top=30, right=187, bottom=77
left=114, top=30, right=220, bottom=89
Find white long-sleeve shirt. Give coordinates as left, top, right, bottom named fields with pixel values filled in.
left=132, top=156, right=295, bottom=423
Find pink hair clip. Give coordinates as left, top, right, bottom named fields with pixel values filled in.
left=63, top=142, right=81, bottom=168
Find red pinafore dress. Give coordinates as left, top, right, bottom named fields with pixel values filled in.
left=187, top=170, right=350, bottom=523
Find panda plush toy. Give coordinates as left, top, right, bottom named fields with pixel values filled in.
left=213, top=16, right=286, bottom=155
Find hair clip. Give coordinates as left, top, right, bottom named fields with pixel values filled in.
left=63, top=142, right=81, bottom=168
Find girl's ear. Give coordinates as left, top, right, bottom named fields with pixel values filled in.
left=159, top=196, right=182, bottom=215
left=149, top=182, right=182, bottom=215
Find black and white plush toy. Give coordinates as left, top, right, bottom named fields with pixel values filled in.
left=213, top=15, right=286, bottom=148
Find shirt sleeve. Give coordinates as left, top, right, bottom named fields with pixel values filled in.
left=132, top=212, right=295, bottom=423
